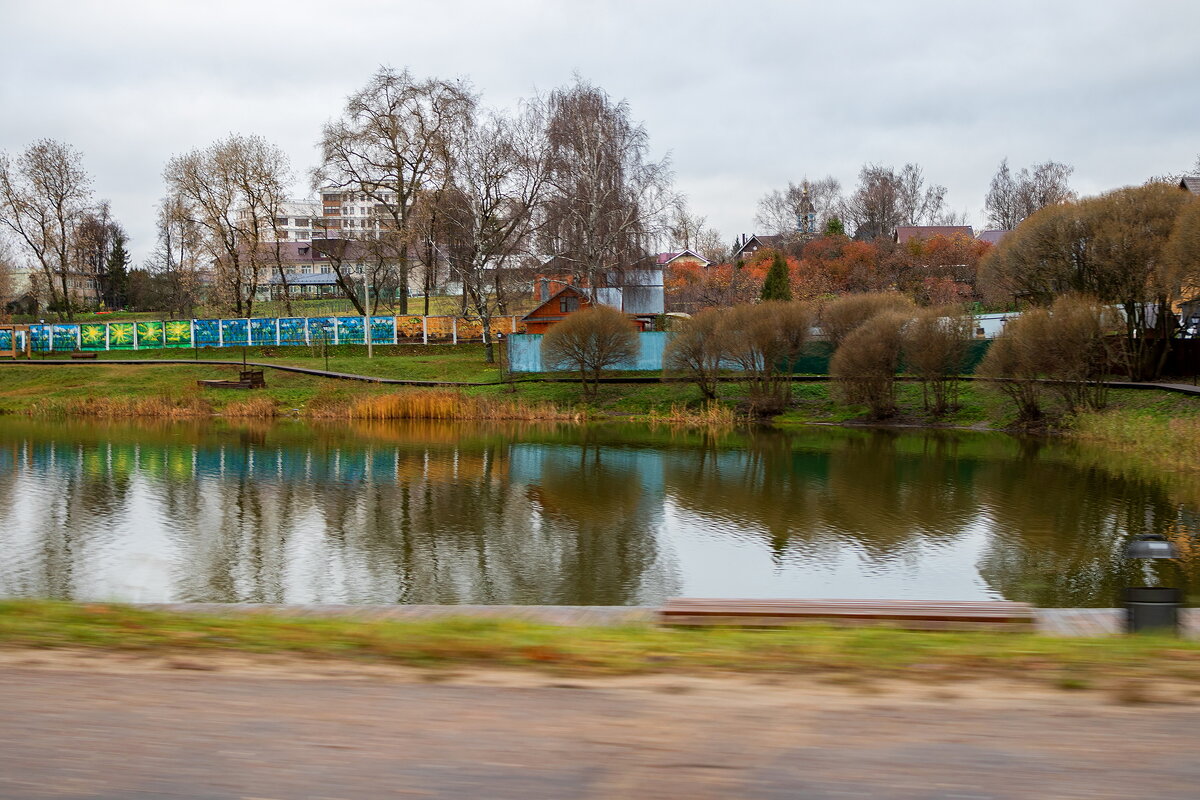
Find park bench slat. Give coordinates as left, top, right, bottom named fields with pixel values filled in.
left=659, top=598, right=1035, bottom=631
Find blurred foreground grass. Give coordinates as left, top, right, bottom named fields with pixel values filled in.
left=3, top=601, right=1200, bottom=692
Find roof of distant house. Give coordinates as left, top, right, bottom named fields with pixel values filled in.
left=894, top=225, right=975, bottom=244
left=977, top=229, right=1010, bottom=245
left=732, top=234, right=784, bottom=259
left=1181, top=176, right=1200, bottom=194
left=657, top=249, right=712, bottom=266
left=266, top=272, right=341, bottom=286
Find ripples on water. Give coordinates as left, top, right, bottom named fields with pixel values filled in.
left=0, top=418, right=1195, bottom=607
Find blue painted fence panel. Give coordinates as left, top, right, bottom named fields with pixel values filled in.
left=508, top=332, right=670, bottom=373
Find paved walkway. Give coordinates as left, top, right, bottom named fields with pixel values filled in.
left=5, top=665, right=1200, bottom=799
left=136, top=603, right=1198, bottom=637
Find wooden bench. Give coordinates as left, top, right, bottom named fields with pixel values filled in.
left=70, top=351, right=97, bottom=359
left=659, top=599, right=1036, bottom=632
left=197, top=370, right=266, bottom=390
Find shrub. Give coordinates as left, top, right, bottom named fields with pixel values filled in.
left=663, top=308, right=727, bottom=400
left=831, top=311, right=909, bottom=419
left=819, top=292, right=914, bottom=348
left=977, top=309, right=1053, bottom=424
left=719, top=301, right=813, bottom=412
left=541, top=305, right=639, bottom=399
left=978, top=295, right=1118, bottom=423
left=903, top=307, right=972, bottom=416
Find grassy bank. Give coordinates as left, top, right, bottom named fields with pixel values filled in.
left=2, top=353, right=1199, bottom=466
left=1, top=601, right=1197, bottom=694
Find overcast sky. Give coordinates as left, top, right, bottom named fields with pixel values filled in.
left=3, top=0, right=1198, bottom=266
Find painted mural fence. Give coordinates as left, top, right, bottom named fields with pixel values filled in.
left=15, top=315, right=525, bottom=353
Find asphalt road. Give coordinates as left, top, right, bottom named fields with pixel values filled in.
left=2, top=654, right=1199, bottom=799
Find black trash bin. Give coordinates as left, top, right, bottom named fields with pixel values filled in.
left=1123, top=587, right=1180, bottom=634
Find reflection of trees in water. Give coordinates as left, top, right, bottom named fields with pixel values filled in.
left=664, top=429, right=980, bottom=564
left=972, top=446, right=1192, bottom=606
left=0, top=426, right=673, bottom=605
left=3, top=420, right=1197, bottom=607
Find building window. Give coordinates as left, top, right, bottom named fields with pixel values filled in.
left=301, top=265, right=313, bottom=274
left=559, top=295, right=580, bottom=313
left=294, top=218, right=309, bottom=226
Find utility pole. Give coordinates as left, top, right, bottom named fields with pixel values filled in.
left=362, top=274, right=373, bottom=359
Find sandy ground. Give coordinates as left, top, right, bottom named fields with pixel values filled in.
left=2, top=648, right=1200, bottom=799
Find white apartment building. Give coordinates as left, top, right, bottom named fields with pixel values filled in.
left=236, top=200, right=323, bottom=243
left=319, top=188, right=398, bottom=239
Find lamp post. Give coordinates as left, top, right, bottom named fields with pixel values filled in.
left=1123, top=533, right=1181, bottom=635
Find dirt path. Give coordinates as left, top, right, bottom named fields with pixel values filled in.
left=2, top=649, right=1199, bottom=799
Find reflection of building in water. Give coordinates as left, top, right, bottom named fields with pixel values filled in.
left=0, top=429, right=679, bottom=606
left=1, top=422, right=1197, bottom=608
left=508, top=443, right=677, bottom=604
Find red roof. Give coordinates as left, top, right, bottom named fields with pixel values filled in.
left=894, top=226, right=974, bottom=244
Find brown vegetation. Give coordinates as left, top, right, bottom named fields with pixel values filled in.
left=977, top=295, right=1118, bottom=424
left=902, top=307, right=972, bottom=416
left=830, top=311, right=908, bottom=419
left=342, top=390, right=582, bottom=422
left=819, top=292, right=914, bottom=349
left=541, top=305, right=639, bottom=398
left=719, top=301, right=812, bottom=413
left=663, top=308, right=726, bottom=400
left=979, top=183, right=1197, bottom=380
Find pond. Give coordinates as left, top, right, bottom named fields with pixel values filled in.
left=0, top=417, right=1196, bottom=607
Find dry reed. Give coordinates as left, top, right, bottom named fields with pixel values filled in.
left=40, top=395, right=211, bottom=419
left=647, top=402, right=742, bottom=427
left=340, top=390, right=585, bottom=422
left=222, top=396, right=279, bottom=418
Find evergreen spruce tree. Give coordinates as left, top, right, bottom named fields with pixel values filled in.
left=103, top=230, right=130, bottom=309
left=824, top=216, right=846, bottom=236
left=760, top=251, right=792, bottom=301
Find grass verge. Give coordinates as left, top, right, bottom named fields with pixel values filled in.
left=2, top=600, right=1199, bottom=692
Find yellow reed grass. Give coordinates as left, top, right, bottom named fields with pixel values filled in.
left=222, top=396, right=279, bottom=418
left=646, top=402, right=742, bottom=428
left=46, top=395, right=211, bottom=419
left=346, top=390, right=584, bottom=422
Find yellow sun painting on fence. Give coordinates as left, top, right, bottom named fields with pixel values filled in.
left=108, top=324, right=133, bottom=345
left=80, top=325, right=105, bottom=346
left=165, top=321, right=191, bottom=344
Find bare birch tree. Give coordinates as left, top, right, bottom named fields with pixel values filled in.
left=985, top=159, right=1075, bottom=230
left=441, top=105, right=551, bottom=363
left=163, top=134, right=290, bottom=316
left=539, top=77, right=674, bottom=293
left=314, top=67, right=477, bottom=315
left=147, top=195, right=205, bottom=317
left=0, top=139, right=94, bottom=319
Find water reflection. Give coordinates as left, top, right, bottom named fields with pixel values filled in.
left=0, top=418, right=1195, bottom=606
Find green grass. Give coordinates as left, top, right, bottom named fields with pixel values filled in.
left=2, top=600, right=1198, bottom=689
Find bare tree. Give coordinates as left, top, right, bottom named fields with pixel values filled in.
left=831, top=311, right=910, bottom=419
left=902, top=307, right=972, bottom=415
left=719, top=301, right=813, bottom=411
left=440, top=105, right=550, bottom=363
left=755, top=176, right=842, bottom=237
left=541, top=305, right=639, bottom=398
left=985, top=159, right=1075, bottom=230
left=819, top=291, right=915, bottom=349
left=979, top=183, right=1189, bottom=379
left=842, top=163, right=950, bottom=241
left=315, top=67, right=477, bottom=315
left=664, top=307, right=728, bottom=400
left=146, top=195, right=204, bottom=317
left=0, top=139, right=94, bottom=319
left=539, top=77, right=674, bottom=293
left=163, top=134, right=290, bottom=317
